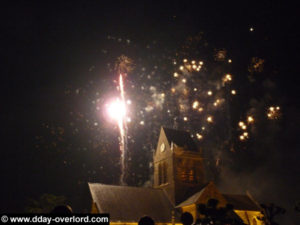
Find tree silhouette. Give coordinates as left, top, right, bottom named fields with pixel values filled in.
left=197, top=198, right=245, bottom=225
left=257, top=203, right=285, bottom=225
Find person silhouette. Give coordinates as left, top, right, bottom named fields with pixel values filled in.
left=180, top=212, right=194, bottom=225
left=138, top=216, right=155, bottom=225
left=50, top=205, right=73, bottom=214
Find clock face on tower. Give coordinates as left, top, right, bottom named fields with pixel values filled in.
left=160, top=143, right=165, bottom=152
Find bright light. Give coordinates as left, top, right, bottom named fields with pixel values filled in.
left=107, top=98, right=126, bottom=121
left=267, top=105, right=281, bottom=120
left=207, top=116, right=213, bottom=123
left=196, top=133, right=203, bottom=140
left=214, top=99, right=220, bottom=106
left=223, top=74, right=232, bottom=82
left=207, top=91, right=213, bottom=96
left=231, top=90, right=236, bottom=95
left=192, top=101, right=199, bottom=109
left=247, top=116, right=254, bottom=123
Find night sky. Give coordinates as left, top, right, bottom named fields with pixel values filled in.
left=1, top=1, right=299, bottom=224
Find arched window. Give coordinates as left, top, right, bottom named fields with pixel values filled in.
left=188, top=169, right=194, bottom=182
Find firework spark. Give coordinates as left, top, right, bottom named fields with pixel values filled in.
left=267, top=106, right=281, bottom=120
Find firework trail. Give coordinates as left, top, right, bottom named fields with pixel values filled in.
left=118, top=74, right=128, bottom=185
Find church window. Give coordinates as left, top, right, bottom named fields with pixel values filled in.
left=188, top=169, right=194, bottom=182
left=179, top=168, right=188, bottom=181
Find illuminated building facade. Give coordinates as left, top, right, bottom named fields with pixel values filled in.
left=89, top=127, right=264, bottom=225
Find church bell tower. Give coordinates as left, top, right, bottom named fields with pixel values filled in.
left=153, top=127, right=205, bottom=205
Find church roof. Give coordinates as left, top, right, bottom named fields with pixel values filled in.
left=88, top=183, right=180, bottom=223
left=175, top=183, right=210, bottom=208
left=163, top=127, right=198, bottom=152
left=176, top=183, right=261, bottom=212
left=223, top=194, right=261, bottom=211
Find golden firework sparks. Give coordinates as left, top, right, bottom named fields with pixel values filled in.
left=207, top=116, right=213, bottom=123
left=196, top=133, right=203, bottom=140
left=223, top=74, right=232, bottom=82
left=267, top=106, right=281, bottom=120
left=192, top=101, right=199, bottom=109
left=239, top=121, right=245, bottom=127
left=247, top=116, right=254, bottom=123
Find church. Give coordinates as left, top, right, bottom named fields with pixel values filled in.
left=88, top=127, right=264, bottom=225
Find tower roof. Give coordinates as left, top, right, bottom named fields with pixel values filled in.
left=162, top=127, right=198, bottom=152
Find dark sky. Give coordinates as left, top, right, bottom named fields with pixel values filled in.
left=1, top=0, right=299, bottom=223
